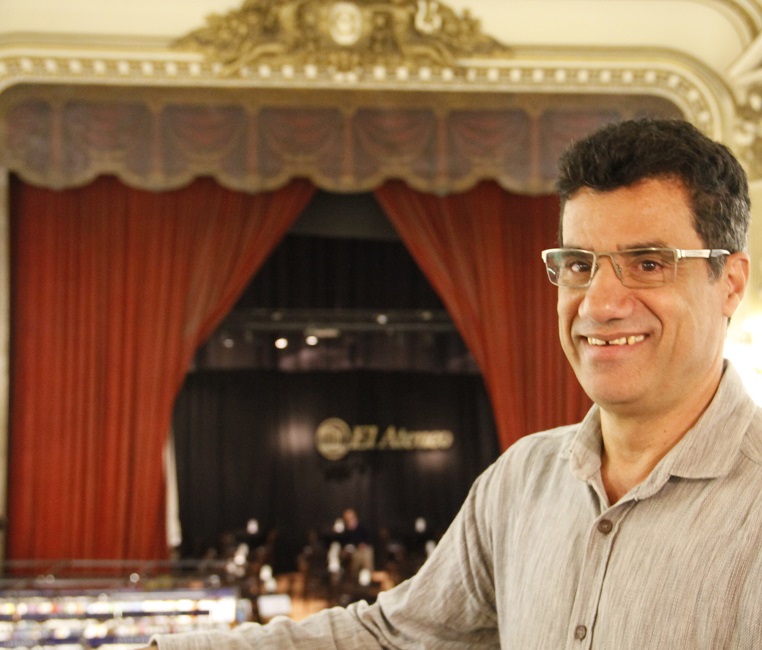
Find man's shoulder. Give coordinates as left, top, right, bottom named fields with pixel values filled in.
left=506, top=423, right=580, bottom=456
left=489, top=423, right=580, bottom=479
left=465, top=423, right=585, bottom=513
left=740, top=405, right=762, bottom=465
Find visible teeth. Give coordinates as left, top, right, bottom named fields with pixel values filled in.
left=587, top=335, right=645, bottom=346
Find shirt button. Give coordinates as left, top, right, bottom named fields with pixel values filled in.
left=597, top=519, right=613, bottom=534
left=574, top=625, right=588, bottom=640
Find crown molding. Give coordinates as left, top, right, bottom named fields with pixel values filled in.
left=708, top=0, right=762, bottom=36
left=0, top=45, right=728, bottom=123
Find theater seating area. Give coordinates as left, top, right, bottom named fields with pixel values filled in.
left=0, top=519, right=439, bottom=648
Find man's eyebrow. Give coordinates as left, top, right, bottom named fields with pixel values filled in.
left=619, top=241, right=670, bottom=250
left=560, top=240, right=670, bottom=251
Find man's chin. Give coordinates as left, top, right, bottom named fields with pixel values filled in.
left=577, top=378, right=644, bottom=412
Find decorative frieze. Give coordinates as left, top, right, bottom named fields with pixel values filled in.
left=0, top=52, right=720, bottom=117
left=172, top=0, right=513, bottom=75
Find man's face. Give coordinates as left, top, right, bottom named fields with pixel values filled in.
left=343, top=510, right=358, bottom=529
left=558, top=177, right=746, bottom=419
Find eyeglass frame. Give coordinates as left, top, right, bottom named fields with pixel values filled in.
left=540, top=247, right=731, bottom=289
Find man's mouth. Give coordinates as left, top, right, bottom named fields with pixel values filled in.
left=587, top=335, right=646, bottom=347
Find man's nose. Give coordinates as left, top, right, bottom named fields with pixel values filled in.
left=579, top=255, right=632, bottom=320
left=589, top=254, right=625, bottom=286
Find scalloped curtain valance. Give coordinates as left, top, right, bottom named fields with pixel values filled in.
left=0, top=84, right=682, bottom=194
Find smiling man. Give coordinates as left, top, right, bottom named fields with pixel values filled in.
left=148, top=119, right=762, bottom=649
left=549, top=122, right=750, bottom=508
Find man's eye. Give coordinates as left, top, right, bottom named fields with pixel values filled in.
left=635, top=257, right=666, bottom=273
left=637, top=259, right=662, bottom=272
left=568, top=260, right=592, bottom=273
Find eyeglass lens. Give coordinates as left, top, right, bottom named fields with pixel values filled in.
left=546, top=249, right=678, bottom=288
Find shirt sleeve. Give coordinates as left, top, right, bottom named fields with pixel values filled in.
left=151, top=467, right=500, bottom=650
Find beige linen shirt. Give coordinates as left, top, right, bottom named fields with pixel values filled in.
left=154, top=362, right=762, bottom=649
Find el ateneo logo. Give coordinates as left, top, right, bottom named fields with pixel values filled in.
left=315, top=417, right=454, bottom=461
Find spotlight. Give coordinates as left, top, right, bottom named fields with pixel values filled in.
left=275, top=337, right=288, bottom=349
left=305, top=335, right=318, bottom=346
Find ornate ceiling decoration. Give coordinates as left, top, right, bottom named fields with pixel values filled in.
left=173, top=0, right=512, bottom=75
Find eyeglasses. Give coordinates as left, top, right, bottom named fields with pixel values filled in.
left=540, top=247, right=730, bottom=289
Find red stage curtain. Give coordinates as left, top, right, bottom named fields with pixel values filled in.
left=8, top=176, right=315, bottom=560
left=375, top=180, right=591, bottom=451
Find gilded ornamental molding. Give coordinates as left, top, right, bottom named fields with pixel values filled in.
left=173, top=0, right=512, bottom=75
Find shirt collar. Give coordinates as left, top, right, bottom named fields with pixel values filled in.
left=661, top=361, right=758, bottom=480
left=563, top=361, right=759, bottom=487
left=564, top=406, right=603, bottom=481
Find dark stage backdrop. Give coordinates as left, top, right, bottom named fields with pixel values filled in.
left=172, top=368, right=499, bottom=571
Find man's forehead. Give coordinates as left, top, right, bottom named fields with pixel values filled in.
left=560, top=181, right=700, bottom=247
left=562, top=177, right=691, bottom=205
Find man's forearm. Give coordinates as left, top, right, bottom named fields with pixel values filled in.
left=149, top=601, right=386, bottom=650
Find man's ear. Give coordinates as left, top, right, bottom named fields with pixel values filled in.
left=722, top=251, right=751, bottom=319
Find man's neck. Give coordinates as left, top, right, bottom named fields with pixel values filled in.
left=599, top=420, right=680, bottom=504
left=597, top=363, right=725, bottom=504
left=598, top=401, right=710, bottom=504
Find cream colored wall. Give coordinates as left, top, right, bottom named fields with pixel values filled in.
left=0, top=0, right=239, bottom=41
left=745, top=182, right=762, bottom=311
left=726, top=181, right=762, bottom=401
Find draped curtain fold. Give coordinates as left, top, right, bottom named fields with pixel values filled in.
left=8, top=174, right=591, bottom=561
left=3, top=89, right=677, bottom=194
left=375, top=180, right=591, bottom=450
left=8, top=175, right=315, bottom=560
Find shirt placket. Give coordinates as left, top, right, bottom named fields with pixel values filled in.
left=565, top=500, right=635, bottom=650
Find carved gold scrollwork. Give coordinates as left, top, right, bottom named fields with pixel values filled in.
left=728, top=83, right=762, bottom=179
left=733, top=89, right=762, bottom=178
left=173, top=0, right=512, bottom=75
